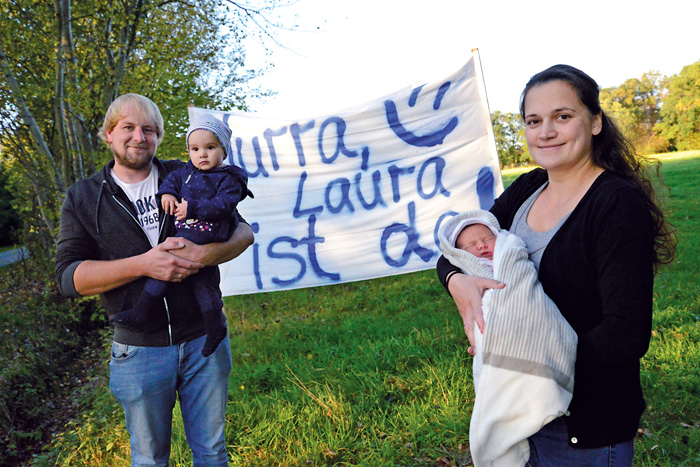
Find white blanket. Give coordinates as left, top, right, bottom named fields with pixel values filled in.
left=439, top=210, right=578, bottom=467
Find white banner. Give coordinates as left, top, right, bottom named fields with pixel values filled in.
left=189, top=52, right=503, bottom=296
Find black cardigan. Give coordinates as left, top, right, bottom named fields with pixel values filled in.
left=437, top=168, right=655, bottom=448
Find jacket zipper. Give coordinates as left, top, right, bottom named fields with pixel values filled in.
left=163, top=298, right=173, bottom=346
left=112, top=194, right=174, bottom=346
left=112, top=195, right=163, bottom=243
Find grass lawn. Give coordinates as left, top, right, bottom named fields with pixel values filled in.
left=33, top=151, right=700, bottom=466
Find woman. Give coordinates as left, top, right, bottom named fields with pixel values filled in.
left=436, top=65, right=676, bottom=466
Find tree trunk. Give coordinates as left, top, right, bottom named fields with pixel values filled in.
left=59, top=0, right=95, bottom=183
left=53, top=0, right=73, bottom=187
left=0, top=41, right=65, bottom=193
left=102, top=0, right=145, bottom=109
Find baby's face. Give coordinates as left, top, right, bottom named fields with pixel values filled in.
left=188, top=129, right=225, bottom=170
left=455, top=224, right=496, bottom=259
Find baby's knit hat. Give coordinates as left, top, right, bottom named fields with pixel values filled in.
left=444, top=210, right=500, bottom=247
left=186, top=115, right=233, bottom=162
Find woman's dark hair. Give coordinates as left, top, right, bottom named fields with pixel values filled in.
left=519, top=64, right=676, bottom=270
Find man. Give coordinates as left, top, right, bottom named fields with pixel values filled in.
left=55, top=94, right=253, bottom=467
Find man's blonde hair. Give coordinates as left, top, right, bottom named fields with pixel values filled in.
left=98, top=93, right=165, bottom=144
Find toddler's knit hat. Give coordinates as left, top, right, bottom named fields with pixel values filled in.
left=186, top=115, right=233, bottom=162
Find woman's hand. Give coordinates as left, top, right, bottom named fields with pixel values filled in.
left=448, top=273, right=505, bottom=355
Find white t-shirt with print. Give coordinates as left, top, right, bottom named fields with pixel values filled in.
left=111, top=163, right=160, bottom=247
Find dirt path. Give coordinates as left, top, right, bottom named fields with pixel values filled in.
left=2, top=331, right=108, bottom=466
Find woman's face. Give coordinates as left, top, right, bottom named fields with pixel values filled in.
left=522, top=80, right=602, bottom=174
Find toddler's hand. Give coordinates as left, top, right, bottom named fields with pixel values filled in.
left=161, top=194, right=178, bottom=215
left=175, top=199, right=188, bottom=221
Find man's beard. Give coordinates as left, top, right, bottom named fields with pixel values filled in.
left=113, top=145, right=154, bottom=171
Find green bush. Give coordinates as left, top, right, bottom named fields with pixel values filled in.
left=0, top=265, right=105, bottom=465
left=0, top=166, right=20, bottom=247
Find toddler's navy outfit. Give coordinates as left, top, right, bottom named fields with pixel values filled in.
left=113, top=117, right=251, bottom=357
left=161, top=160, right=249, bottom=245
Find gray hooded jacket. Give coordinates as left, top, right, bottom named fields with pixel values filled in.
left=55, top=158, right=239, bottom=347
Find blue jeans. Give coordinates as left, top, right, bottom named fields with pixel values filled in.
left=109, top=334, right=232, bottom=467
left=527, top=417, right=634, bottom=466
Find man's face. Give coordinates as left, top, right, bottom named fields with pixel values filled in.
left=105, top=103, right=159, bottom=171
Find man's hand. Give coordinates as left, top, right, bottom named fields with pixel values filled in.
left=145, top=237, right=204, bottom=281
left=73, top=238, right=204, bottom=296
left=167, top=222, right=254, bottom=267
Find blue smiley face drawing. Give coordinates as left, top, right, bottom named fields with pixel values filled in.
left=384, top=81, right=458, bottom=148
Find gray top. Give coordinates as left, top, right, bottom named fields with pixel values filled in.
left=510, top=182, right=570, bottom=271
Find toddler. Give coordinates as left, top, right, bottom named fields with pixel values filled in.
left=113, top=115, right=251, bottom=356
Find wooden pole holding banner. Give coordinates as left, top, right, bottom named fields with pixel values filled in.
left=471, top=48, right=494, bottom=115
left=470, top=48, right=501, bottom=176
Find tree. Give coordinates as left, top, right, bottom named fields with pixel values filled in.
left=656, top=60, right=700, bottom=151
left=490, top=111, right=531, bottom=168
left=599, top=71, right=670, bottom=155
left=0, top=0, right=283, bottom=268
left=0, top=162, right=20, bottom=247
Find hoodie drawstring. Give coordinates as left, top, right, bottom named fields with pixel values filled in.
left=95, top=180, right=106, bottom=234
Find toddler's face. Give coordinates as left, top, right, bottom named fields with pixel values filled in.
left=455, top=224, right=496, bottom=259
left=188, top=129, right=225, bottom=170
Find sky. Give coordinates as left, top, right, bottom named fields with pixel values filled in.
left=243, top=0, right=700, bottom=117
